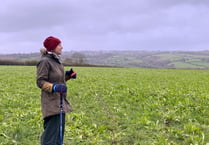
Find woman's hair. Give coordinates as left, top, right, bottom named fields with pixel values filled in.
left=40, top=48, right=48, bottom=55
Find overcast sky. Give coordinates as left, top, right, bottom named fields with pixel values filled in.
left=0, top=0, right=209, bottom=54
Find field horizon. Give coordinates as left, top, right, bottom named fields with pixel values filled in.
left=1, top=50, right=209, bottom=69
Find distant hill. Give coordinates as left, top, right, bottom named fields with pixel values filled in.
left=1, top=51, right=209, bottom=69
left=81, top=51, right=209, bottom=69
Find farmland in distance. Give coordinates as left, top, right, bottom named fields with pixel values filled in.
left=0, top=66, right=209, bottom=145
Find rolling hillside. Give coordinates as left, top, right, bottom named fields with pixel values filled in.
left=1, top=51, right=209, bottom=69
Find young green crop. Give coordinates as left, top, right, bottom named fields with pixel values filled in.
left=0, top=66, right=209, bottom=145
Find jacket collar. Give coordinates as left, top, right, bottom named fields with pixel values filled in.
left=47, top=52, right=62, bottom=64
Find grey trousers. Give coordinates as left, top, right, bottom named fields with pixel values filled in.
left=41, top=113, right=65, bottom=145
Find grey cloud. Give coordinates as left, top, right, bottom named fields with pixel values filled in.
left=0, top=0, right=209, bottom=53
left=0, top=0, right=71, bottom=32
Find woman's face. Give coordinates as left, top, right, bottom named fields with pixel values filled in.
left=53, top=43, right=63, bottom=55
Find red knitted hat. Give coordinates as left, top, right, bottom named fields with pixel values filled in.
left=43, top=36, right=61, bottom=51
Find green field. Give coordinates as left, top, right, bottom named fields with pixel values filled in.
left=0, top=66, right=209, bottom=145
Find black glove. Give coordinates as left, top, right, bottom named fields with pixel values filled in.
left=66, top=68, right=76, bottom=79
left=52, top=84, right=67, bottom=93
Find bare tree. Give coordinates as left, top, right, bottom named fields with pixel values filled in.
left=63, top=58, right=73, bottom=65
left=71, top=52, right=86, bottom=64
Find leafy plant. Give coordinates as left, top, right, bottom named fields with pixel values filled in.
left=0, top=66, right=209, bottom=144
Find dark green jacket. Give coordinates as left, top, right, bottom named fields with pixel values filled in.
left=36, top=53, right=71, bottom=118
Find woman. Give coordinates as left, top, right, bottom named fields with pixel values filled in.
left=36, top=36, right=76, bottom=145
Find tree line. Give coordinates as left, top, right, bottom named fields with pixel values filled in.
left=0, top=52, right=88, bottom=66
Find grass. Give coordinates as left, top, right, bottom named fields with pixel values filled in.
left=155, top=53, right=209, bottom=69
left=0, top=66, right=209, bottom=144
